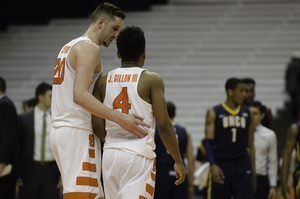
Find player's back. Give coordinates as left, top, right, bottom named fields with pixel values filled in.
left=213, top=103, right=251, bottom=160
left=103, top=67, right=156, bottom=159
left=51, top=37, right=101, bottom=131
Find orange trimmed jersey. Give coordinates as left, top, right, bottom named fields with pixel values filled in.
left=51, top=37, right=102, bottom=131
left=103, top=67, right=156, bottom=159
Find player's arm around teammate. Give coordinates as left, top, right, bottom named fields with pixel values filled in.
left=204, top=107, right=225, bottom=184
left=281, top=123, right=298, bottom=199
left=70, top=20, right=149, bottom=138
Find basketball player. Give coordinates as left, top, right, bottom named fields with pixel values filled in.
left=204, top=77, right=256, bottom=199
left=281, top=121, right=300, bottom=199
left=92, top=26, right=186, bottom=199
left=50, top=3, right=150, bottom=199
left=154, top=101, right=194, bottom=199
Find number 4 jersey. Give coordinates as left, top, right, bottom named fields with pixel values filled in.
left=213, top=103, right=251, bottom=160
left=103, top=67, right=156, bottom=160
left=51, top=37, right=102, bottom=131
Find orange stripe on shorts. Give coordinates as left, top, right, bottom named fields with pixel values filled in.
left=76, top=177, right=98, bottom=187
left=146, top=183, right=154, bottom=196
left=139, top=196, right=147, bottom=199
left=63, top=192, right=97, bottom=199
left=89, top=149, right=95, bottom=158
left=82, top=162, right=97, bottom=172
left=151, top=171, right=156, bottom=181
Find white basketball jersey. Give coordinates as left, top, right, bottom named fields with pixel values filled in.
left=51, top=37, right=102, bottom=131
left=103, top=67, right=156, bottom=159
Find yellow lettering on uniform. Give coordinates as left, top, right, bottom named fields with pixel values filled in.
left=223, top=116, right=228, bottom=128
left=235, top=116, right=240, bottom=127
left=229, top=115, right=235, bottom=127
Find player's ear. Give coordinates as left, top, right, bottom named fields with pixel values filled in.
left=97, top=17, right=104, bottom=29
left=117, top=51, right=121, bottom=59
left=228, top=89, right=234, bottom=96
left=142, top=50, right=146, bottom=59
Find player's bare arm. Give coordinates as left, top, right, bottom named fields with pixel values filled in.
left=281, top=124, right=298, bottom=198
left=92, top=74, right=107, bottom=142
left=186, top=129, right=195, bottom=199
left=248, top=109, right=256, bottom=192
left=146, top=71, right=186, bottom=185
left=70, top=42, right=150, bottom=137
left=205, top=108, right=225, bottom=184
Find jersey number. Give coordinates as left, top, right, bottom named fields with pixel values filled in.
left=113, top=87, right=131, bottom=114
left=53, top=58, right=65, bottom=85
left=231, top=128, right=237, bottom=143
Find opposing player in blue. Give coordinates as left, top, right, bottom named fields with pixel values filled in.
left=154, top=101, right=194, bottom=199
left=204, top=77, right=256, bottom=199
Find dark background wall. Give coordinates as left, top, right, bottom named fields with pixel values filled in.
left=0, top=0, right=168, bottom=31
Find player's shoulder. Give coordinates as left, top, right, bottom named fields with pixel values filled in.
left=72, top=39, right=100, bottom=55
left=141, top=70, right=163, bottom=83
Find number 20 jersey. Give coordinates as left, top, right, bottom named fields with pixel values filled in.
left=103, top=67, right=156, bottom=160
left=51, top=37, right=102, bottom=131
left=213, top=103, right=251, bottom=160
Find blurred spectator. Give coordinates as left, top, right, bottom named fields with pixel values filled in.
left=249, top=101, right=278, bottom=199
left=242, top=77, right=274, bottom=130
left=154, top=101, right=195, bottom=199
left=21, top=98, right=37, bottom=113
left=285, top=51, right=300, bottom=121
left=18, top=82, right=60, bottom=199
left=0, top=76, right=19, bottom=199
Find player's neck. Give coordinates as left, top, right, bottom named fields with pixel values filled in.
left=121, top=61, right=142, bottom=68
left=224, top=100, right=239, bottom=110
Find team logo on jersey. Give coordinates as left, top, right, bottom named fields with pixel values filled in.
left=222, top=115, right=246, bottom=129
left=242, top=112, right=249, bottom=117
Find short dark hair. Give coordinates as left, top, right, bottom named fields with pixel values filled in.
left=225, top=78, right=243, bottom=93
left=167, top=101, right=176, bottom=119
left=249, top=100, right=264, bottom=114
left=242, top=77, right=256, bottom=85
left=0, top=76, right=6, bottom=93
left=117, top=26, right=145, bottom=62
left=35, top=82, right=52, bottom=101
left=91, top=2, right=126, bottom=24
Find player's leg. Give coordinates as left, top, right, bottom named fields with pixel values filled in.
left=231, top=158, right=254, bottom=199
left=154, top=168, right=177, bottom=199
left=207, top=160, right=231, bottom=199
left=103, top=149, right=155, bottom=199
left=102, top=148, right=120, bottom=199
left=53, top=127, right=103, bottom=199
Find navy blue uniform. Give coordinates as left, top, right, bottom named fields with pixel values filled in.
left=154, top=124, right=188, bottom=199
left=208, top=103, right=254, bottom=199
left=293, top=121, right=300, bottom=199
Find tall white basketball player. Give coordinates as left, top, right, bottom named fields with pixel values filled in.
left=50, top=3, right=150, bottom=199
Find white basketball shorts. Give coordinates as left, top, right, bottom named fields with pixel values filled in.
left=50, top=126, right=104, bottom=199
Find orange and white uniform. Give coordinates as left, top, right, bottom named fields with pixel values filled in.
left=102, top=67, right=156, bottom=199
left=50, top=37, right=104, bottom=199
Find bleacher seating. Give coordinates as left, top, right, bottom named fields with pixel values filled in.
left=0, top=1, right=299, bottom=153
